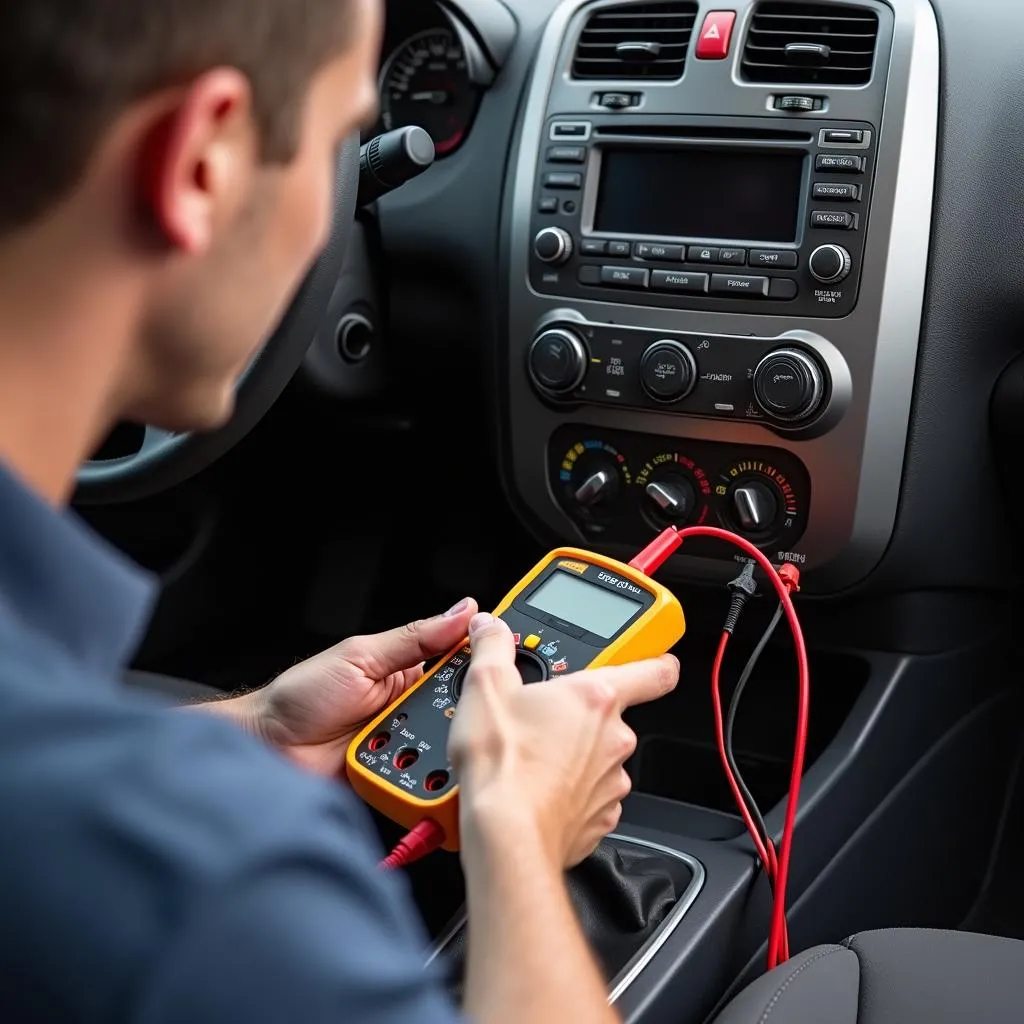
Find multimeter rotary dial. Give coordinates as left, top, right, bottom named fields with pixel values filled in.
left=636, top=452, right=712, bottom=530
left=558, top=440, right=632, bottom=526
left=451, top=648, right=548, bottom=701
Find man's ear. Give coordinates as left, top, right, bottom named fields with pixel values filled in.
left=138, top=68, right=256, bottom=254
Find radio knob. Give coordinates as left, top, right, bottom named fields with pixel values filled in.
left=528, top=327, right=588, bottom=395
left=752, top=347, right=825, bottom=422
left=640, top=340, right=697, bottom=403
left=533, top=227, right=574, bottom=266
left=808, top=244, right=852, bottom=284
left=730, top=481, right=778, bottom=534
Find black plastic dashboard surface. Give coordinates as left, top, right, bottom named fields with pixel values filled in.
left=376, top=0, right=1024, bottom=607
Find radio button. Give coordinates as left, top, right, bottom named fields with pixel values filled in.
left=550, top=121, right=591, bottom=140
left=749, top=249, right=799, bottom=269
left=688, top=245, right=720, bottom=263
left=712, top=274, right=770, bottom=299
left=607, top=240, right=632, bottom=257
left=577, top=265, right=601, bottom=285
left=815, top=153, right=863, bottom=173
left=709, top=273, right=769, bottom=297
left=579, top=239, right=607, bottom=256
left=547, top=145, right=585, bottom=163
left=821, top=129, right=865, bottom=146
left=543, top=172, right=582, bottom=189
left=600, top=265, right=649, bottom=288
left=635, top=241, right=683, bottom=261
left=718, top=247, right=746, bottom=265
left=768, top=278, right=799, bottom=300
left=537, top=197, right=558, bottom=213
left=812, top=182, right=860, bottom=201
left=811, top=209, right=855, bottom=229
left=650, top=270, right=708, bottom=294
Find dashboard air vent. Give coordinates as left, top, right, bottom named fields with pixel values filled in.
left=571, top=1, right=699, bottom=80
left=741, top=2, right=879, bottom=86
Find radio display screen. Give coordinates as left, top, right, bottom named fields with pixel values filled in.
left=593, top=148, right=805, bottom=243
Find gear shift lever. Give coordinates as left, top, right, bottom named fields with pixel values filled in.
left=357, top=126, right=436, bottom=206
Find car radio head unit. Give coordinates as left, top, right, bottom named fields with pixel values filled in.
left=529, top=115, right=874, bottom=318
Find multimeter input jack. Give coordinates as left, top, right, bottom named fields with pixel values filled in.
left=393, top=748, right=420, bottom=771
left=368, top=731, right=391, bottom=752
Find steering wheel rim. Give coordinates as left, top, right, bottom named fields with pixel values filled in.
left=75, top=134, right=360, bottom=505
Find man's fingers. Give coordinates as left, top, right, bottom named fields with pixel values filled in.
left=466, top=613, right=520, bottom=690
left=581, top=654, right=679, bottom=712
left=342, top=597, right=479, bottom=678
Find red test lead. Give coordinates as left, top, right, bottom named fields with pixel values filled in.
left=632, top=526, right=809, bottom=971
left=380, top=818, right=447, bottom=870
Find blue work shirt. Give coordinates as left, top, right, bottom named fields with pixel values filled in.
left=0, top=461, right=461, bottom=1022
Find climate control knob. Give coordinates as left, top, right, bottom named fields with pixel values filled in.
left=640, top=340, right=697, bottom=403
left=574, top=465, right=618, bottom=507
left=808, top=244, right=851, bottom=284
left=533, top=227, right=574, bottom=265
left=752, top=347, right=825, bottom=422
left=645, top=479, right=696, bottom=523
left=729, top=481, right=778, bottom=535
left=528, top=327, right=588, bottom=395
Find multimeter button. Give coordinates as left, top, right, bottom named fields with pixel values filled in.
left=523, top=634, right=542, bottom=650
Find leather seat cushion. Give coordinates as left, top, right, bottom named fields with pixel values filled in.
left=714, top=928, right=1024, bottom=1023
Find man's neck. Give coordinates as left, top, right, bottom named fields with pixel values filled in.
left=0, top=226, right=140, bottom=506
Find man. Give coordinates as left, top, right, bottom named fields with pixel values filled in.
left=0, top=2, right=679, bottom=1021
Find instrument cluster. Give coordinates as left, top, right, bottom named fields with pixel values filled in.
left=370, top=0, right=481, bottom=158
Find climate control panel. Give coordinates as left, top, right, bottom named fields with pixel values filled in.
left=551, top=425, right=810, bottom=561
left=528, top=319, right=834, bottom=428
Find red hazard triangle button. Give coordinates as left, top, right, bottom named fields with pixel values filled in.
left=695, top=10, right=737, bottom=60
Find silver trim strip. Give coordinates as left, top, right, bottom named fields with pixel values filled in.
left=502, top=0, right=939, bottom=592
left=423, top=833, right=706, bottom=1005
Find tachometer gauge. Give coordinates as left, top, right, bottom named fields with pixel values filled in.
left=379, top=28, right=476, bottom=156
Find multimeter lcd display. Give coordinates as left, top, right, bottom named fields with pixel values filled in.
left=526, top=572, right=643, bottom=640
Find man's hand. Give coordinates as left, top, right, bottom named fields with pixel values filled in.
left=450, top=612, right=679, bottom=869
left=450, top=612, right=679, bottom=1024
left=217, top=598, right=478, bottom=777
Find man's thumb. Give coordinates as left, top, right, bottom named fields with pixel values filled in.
left=359, top=598, right=478, bottom=676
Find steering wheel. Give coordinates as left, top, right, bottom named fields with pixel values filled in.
left=75, top=134, right=360, bottom=505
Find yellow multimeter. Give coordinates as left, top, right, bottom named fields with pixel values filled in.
left=346, top=546, right=685, bottom=851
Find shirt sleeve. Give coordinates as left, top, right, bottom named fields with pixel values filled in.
left=133, top=851, right=465, bottom=1024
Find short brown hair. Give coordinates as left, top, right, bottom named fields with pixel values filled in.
left=0, top=0, right=353, bottom=232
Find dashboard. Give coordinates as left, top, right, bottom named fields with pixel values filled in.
left=360, top=0, right=1024, bottom=606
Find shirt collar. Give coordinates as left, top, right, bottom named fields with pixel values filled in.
left=0, top=460, right=156, bottom=677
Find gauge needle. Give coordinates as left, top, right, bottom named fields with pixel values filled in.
left=410, top=90, right=448, bottom=104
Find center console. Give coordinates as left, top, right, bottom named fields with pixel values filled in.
left=501, top=0, right=938, bottom=593
left=491, top=0, right=947, bottom=1020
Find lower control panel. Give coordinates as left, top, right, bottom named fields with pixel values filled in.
left=551, top=424, right=811, bottom=562
left=529, top=317, right=843, bottom=431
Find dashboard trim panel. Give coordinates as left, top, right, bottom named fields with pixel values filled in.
left=502, top=0, right=939, bottom=593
